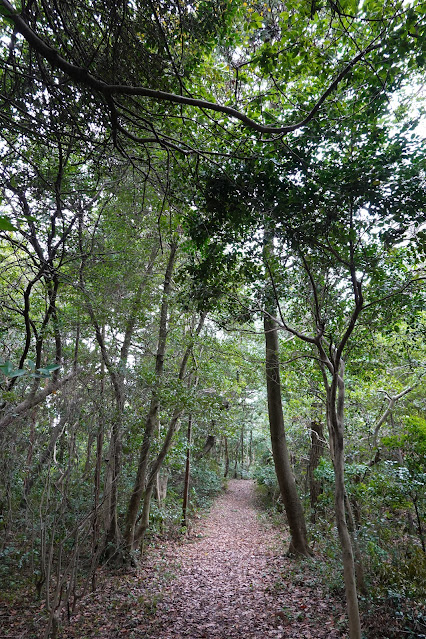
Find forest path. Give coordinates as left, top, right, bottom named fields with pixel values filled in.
left=54, top=479, right=345, bottom=639
left=144, top=478, right=283, bottom=639
left=139, top=479, right=343, bottom=639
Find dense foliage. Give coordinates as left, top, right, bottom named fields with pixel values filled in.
left=0, top=0, right=425, bottom=637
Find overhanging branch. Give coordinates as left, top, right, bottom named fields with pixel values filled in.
left=0, top=372, right=75, bottom=433
left=1, top=0, right=382, bottom=136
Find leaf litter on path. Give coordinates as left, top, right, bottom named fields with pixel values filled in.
left=81, top=479, right=345, bottom=639
left=141, top=479, right=346, bottom=639
left=1, top=479, right=347, bottom=638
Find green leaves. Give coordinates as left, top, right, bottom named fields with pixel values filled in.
left=0, top=361, right=25, bottom=378
left=36, top=364, right=61, bottom=377
left=0, top=216, right=16, bottom=231
left=0, top=359, right=60, bottom=379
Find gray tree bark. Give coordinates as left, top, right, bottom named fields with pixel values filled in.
left=264, top=314, right=311, bottom=556
left=124, top=242, right=177, bottom=550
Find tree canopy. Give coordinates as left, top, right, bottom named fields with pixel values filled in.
left=0, top=1, right=425, bottom=638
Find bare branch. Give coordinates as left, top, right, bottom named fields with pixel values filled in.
left=372, top=386, right=413, bottom=448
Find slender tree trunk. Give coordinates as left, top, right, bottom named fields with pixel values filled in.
left=125, top=400, right=159, bottom=547
left=264, top=315, right=311, bottom=556
left=124, top=243, right=177, bottom=549
left=224, top=437, right=229, bottom=478
left=25, top=409, right=37, bottom=487
left=134, top=408, right=183, bottom=549
left=78, top=217, right=159, bottom=557
left=182, top=415, right=192, bottom=529
left=91, top=415, right=104, bottom=591
left=344, top=492, right=367, bottom=594
left=104, top=407, right=123, bottom=555
left=308, top=420, right=324, bottom=522
left=23, top=404, right=75, bottom=499
left=155, top=471, right=169, bottom=508
left=126, top=307, right=206, bottom=551
left=133, top=319, right=205, bottom=549
left=327, top=360, right=362, bottom=639
left=240, top=425, right=244, bottom=469
left=413, top=495, right=425, bottom=553
left=233, top=440, right=240, bottom=478
left=103, top=243, right=160, bottom=553
left=263, top=225, right=310, bottom=555
left=331, top=425, right=361, bottom=639
left=73, top=320, right=80, bottom=372
left=83, top=431, right=94, bottom=476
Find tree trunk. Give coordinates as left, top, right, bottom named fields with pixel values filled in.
left=103, top=409, right=122, bottom=557
left=224, top=437, right=229, bottom=478
left=308, top=420, right=324, bottom=522
left=182, top=415, right=192, bottom=529
left=84, top=431, right=95, bottom=476
left=23, top=402, right=77, bottom=499
left=344, top=492, right=367, bottom=594
left=128, top=311, right=206, bottom=551
left=155, top=470, right=169, bottom=534
left=124, top=399, right=159, bottom=548
left=195, top=434, right=215, bottom=461
left=264, top=315, right=311, bottom=556
left=327, top=359, right=362, bottom=639
left=413, top=495, right=425, bottom=553
left=134, top=408, right=183, bottom=549
left=156, top=470, right=169, bottom=508
left=233, top=440, right=240, bottom=478
left=124, top=243, right=177, bottom=549
left=90, top=409, right=104, bottom=591
left=332, top=426, right=362, bottom=638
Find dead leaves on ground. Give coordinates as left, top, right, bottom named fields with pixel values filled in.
left=1, top=480, right=347, bottom=638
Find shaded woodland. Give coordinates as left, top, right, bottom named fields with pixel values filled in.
left=0, top=0, right=425, bottom=637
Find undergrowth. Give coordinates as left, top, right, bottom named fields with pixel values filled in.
left=254, top=467, right=426, bottom=639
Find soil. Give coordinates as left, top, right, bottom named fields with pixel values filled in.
left=1, top=479, right=348, bottom=638
left=138, top=479, right=346, bottom=639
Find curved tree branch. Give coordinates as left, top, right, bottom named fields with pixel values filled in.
left=0, top=372, right=75, bottom=433
left=1, top=0, right=382, bottom=136
left=372, top=386, right=413, bottom=448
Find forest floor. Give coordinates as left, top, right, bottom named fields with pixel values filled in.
left=1, top=479, right=348, bottom=638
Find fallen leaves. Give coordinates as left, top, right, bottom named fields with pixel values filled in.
left=122, top=480, right=347, bottom=639
left=1, top=480, right=348, bottom=638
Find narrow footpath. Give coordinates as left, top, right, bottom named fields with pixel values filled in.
left=55, top=479, right=345, bottom=639
left=140, top=480, right=345, bottom=639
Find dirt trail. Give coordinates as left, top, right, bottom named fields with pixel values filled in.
left=146, top=479, right=283, bottom=638
left=142, top=479, right=344, bottom=639
left=31, top=479, right=345, bottom=639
